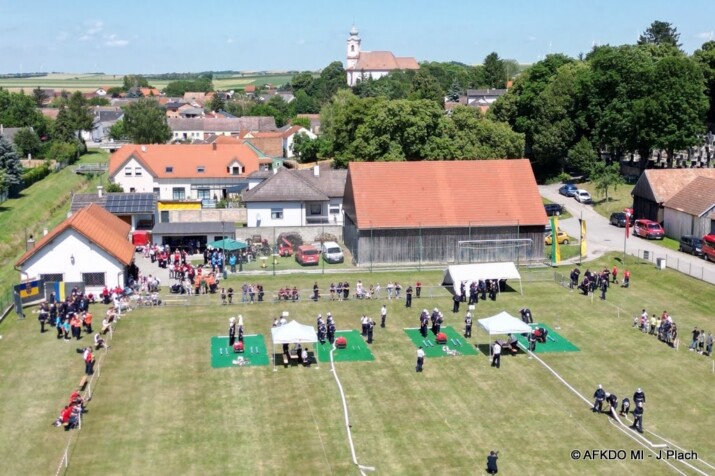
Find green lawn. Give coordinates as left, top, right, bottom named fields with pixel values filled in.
left=0, top=150, right=109, bottom=305
left=578, top=182, right=635, bottom=219
left=542, top=197, right=573, bottom=220
left=1, top=254, right=713, bottom=475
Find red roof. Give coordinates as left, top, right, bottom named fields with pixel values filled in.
left=16, top=204, right=134, bottom=267
left=343, top=160, right=547, bottom=229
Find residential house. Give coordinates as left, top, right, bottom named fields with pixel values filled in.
left=242, top=165, right=347, bottom=227
left=242, top=131, right=284, bottom=157
left=296, top=114, right=321, bottom=135
left=70, top=186, right=157, bottom=230
left=80, top=106, right=124, bottom=143
left=631, top=169, right=715, bottom=223
left=663, top=176, right=715, bottom=240
left=165, top=100, right=189, bottom=118
left=345, top=25, right=419, bottom=87
left=108, top=143, right=266, bottom=219
left=15, top=203, right=135, bottom=292
left=280, top=125, right=317, bottom=158
left=183, top=92, right=209, bottom=106
left=342, top=160, right=547, bottom=265
left=140, top=88, right=161, bottom=97
left=168, top=117, right=277, bottom=142
left=0, top=125, right=29, bottom=145
left=465, top=89, right=508, bottom=112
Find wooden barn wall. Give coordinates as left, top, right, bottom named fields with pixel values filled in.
left=353, top=225, right=545, bottom=265
left=343, top=215, right=360, bottom=262
left=632, top=196, right=661, bottom=222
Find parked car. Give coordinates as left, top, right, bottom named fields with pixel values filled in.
left=321, top=241, right=344, bottom=263
left=575, top=189, right=592, bottom=204
left=609, top=212, right=634, bottom=227
left=702, top=235, right=715, bottom=261
left=678, top=235, right=703, bottom=256
left=295, top=244, right=320, bottom=265
left=544, top=203, right=563, bottom=216
left=544, top=230, right=570, bottom=245
left=558, top=184, right=578, bottom=197
left=633, top=219, right=664, bottom=240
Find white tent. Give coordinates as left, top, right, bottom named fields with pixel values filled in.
left=442, top=262, right=523, bottom=297
left=477, top=311, right=533, bottom=359
left=270, top=320, right=319, bottom=371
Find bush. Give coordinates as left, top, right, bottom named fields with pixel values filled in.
left=21, top=164, right=52, bottom=187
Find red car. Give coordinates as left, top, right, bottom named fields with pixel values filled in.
left=633, top=219, right=664, bottom=240
left=295, top=245, right=320, bottom=266
left=702, top=235, right=715, bottom=262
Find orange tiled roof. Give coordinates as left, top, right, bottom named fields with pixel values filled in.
left=663, top=176, right=715, bottom=216
left=16, top=204, right=134, bottom=267
left=343, top=160, right=546, bottom=229
left=108, top=143, right=261, bottom=179
left=641, top=169, right=715, bottom=204
left=350, top=51, right=419, bottom=71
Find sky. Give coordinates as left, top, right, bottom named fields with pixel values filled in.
left=1, top=0, right=714, bottom=74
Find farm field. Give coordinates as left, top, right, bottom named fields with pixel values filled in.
left=0, top=254, right=713, bottom=475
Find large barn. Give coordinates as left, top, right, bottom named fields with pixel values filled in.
left=631, top=169, right=715, bottom=223
left=342, top=160, right=548, bottom=266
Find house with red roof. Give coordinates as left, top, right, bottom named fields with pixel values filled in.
left=108, top=143, right=269, bottom=206
left=663, top=176, right=715, bottom=241
left=15, top=204, right=136, bottom=291
left=342, top=160, right=548, bottom=265
left=345, top=25, right=419, bottom=87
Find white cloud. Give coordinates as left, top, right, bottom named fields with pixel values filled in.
left=104, top=33, right=129, bottom=47
left=696, top=31, right=714, bottom=40
left=79, top=19, right=104, bottom=41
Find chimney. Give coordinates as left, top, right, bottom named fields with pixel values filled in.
left=141, top=145, right=147, bottom=152
left=43, top=228, right=48, bottom=236
left=313, top=164, right=319, bottom=177
left=273, top=166, right=278, bottom=175
left=97, top=185, right=103, bottom=198
left=212, top=142, right=217, bottom=151
left=26, top=235, right=35, bottom=251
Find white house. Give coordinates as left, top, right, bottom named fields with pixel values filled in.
left=168, top=117, right=277, bottom=142
left=15, top=204, right=135, bottom=292
left=242, top=166, right=347, bottom=227
left=280, top=125, right=317, bottom=158
left=108, top=143, right=267, bottom=203
left=345, top=25, right=419, bottom=87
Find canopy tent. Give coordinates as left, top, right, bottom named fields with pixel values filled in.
left=477, top=311, right=534, bottom=359
left=209, top=238, right=248, bottom=251
left=270, top=319, right=319, bottom=371
left=442, top=262, right=522, bottom=296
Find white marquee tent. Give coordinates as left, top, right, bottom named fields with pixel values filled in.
left=477, top=311, right=533, bottom=359
left=442, top=262, right=523, bottom=297
left=270, top=320, right=319, bottom=371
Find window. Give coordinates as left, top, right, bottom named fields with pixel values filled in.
left=160, top=211, right=169, bottom=223
left=228, top=165, right=242, bottom=175
left=172, top=187, right=186, bottom=200
left=40, top=273, right=63, bottom=283
left=271, top=208, right=283, bottom=219
left=197, top=189, right=210, bottom=200
left=130, top=187, right=136, bottom=193
left=309, top=203, right=322, bottom=215
left=134, top=167, right=142, bottom=176
left=165, top=166, right=174, bottom=173
left=329, top=205, right=340, bottom=215
left=153, top=187, right=160, bottom=195
left=82, top=272, right=106, bottom=286
left=124, top=167, right=132, bottom=176
left=196, top=166, right=205, bottom=173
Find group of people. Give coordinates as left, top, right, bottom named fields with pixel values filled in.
left=314, top=313, right=337, bottom=345
left=689, top=326, right=713, bottom=356
left=417, top=308, right=444, bottom=338
left=38, top=291, right=96, bottom=341
left=633, top=309, right=679, bottom=347
left=592, top=385, right=646, bottom=433
left=277, top=286, right=300, bottom=301
left=52, top=390, right=88, bottom=431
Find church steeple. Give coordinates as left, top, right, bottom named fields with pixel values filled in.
left=346, top=25, right=361, bottom=69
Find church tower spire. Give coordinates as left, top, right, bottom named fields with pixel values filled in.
left=346, top=25, right=361, bottom=69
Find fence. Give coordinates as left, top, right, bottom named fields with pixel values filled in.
left=633, top=249, right=715, bottom=285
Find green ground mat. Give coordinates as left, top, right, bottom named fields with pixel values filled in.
left=211, top=334, right=269, bottom=368
left=515, top=323, right=580, bottom=353
left=404, top=326, right=478, bottom=358
left=315, top=330, right=375, bottom=363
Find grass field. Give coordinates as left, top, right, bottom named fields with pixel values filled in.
left=1, top=254, right=713, bottom=475
left=0, top=72, right=298, bottom=93
left=579, top=181, right=634, bottom=219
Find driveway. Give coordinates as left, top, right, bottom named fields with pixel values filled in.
left=539, top=184, right=715, bottom=284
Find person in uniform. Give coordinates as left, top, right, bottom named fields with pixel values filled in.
left=415, top=281, right=421, bottom=298
left=405, top=285, right=413, bottom=308
left=464, top=312, right=473, bottom=338
left=469, top=282, right=478, bottom=305
left=327, top=321, right=336, bottom=344
left=318, top=322, right=327, bottom=344
left=478, top=280, right=487, bottom=301
left=367, top=318, right=375, bottom=344
left=491, top=341, right=501, bottom=368
left=361, top=315, right=368, bottom=337
left=38, top=302, right=49, bottom=333
left=620, top=397, right=631, bottom=417
left=592, top=384, right=606, bottom=413
left=607, top=393, right=618, bottom=416
left=486, top=451, right=499, bottom=475
left=600, top=278, right=608, bottom=300
left=430, top=308, right=440, bottom=335
left=520, top=308, right=533, bottom=324
left=420, top=310, right=429, bottom=338
left=631, top=402, right=644, bottom=433
left=380, top=305, right=387, bottom=328
left=452, top=293, right=461, bottom=313
left=633, top=388, right=646, bottom=406
left=528, top=331, right=537, bottom=351
left=416, top=346, right=425, bottom=372
left=228, top=317, right=237, bottom=346
left=433, top=312, right=443, bottom=336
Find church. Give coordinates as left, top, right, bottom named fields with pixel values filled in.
left=345, top=26, right=419, bottom=87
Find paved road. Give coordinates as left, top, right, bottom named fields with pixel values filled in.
left=539, top=184, right=715, bottom=284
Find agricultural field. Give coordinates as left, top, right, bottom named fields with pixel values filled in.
left=0, top=253, right=713, bottom=475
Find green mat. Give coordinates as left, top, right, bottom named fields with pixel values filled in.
left=515, top=323, right=580, bottom=353
left=315, top=330, right=375, bottom=363
left=403, top=326, right=477, bottom=358
left=210, top=334, right=270, bottom=368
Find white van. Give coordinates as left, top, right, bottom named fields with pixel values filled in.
left=321, top=241, right=344, bottom=263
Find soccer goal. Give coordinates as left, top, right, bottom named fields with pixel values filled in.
left=457, top=238, right=533, bottom=264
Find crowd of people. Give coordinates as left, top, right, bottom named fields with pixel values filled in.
left=592, top=384, right=647, bottom=433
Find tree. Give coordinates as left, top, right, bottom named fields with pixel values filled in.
left=483, top=52, right=507, bottom=89
left=67, top=91, right=95, bottom=138
left=567, top=137, right=598, bottom=176
left=105, top=182, right=124, bottom=193
left=292, top=89, right=319, bottom=114
left=638, top=20, right=681, bottom=49
left=47, top=141, right=80, bottom=164
left=108, top=120, right=127, bottom=141
left=88, top=96, right=111, bottom=106
left=290, top=116, right=311, bottom=129
left=290, top=72, right=314, bottom=92
left=53, top=105, right=76, bottom=142
left=122, top=75, right=150, bottom=90
left=694, top=41, right=715, bottom=127
left=446, top=78, right=462, bottom=102
left=0, top=136, right=23, bottom=191
left=206, top=93, right=226, bottom=112
left=123, top=99, right=172, bottom=144
left=311, top=61, right=349, bottom=104
left=32, top=86, right=47, bottom=107
left=13, top=127, right=41, bottom=158
left=292, top=133, right=327, bottom=163
left=0, top=89, right=45, bottom=129
left=588, top=161, right=624, bottom=203
left=409, top=69, right=443, bottom=105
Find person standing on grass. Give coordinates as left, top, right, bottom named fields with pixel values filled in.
left=612, top=266, right=618, bottom=284
left=690, top=327, right=701, bottom=351
left=228, top=317, right=236, bottom=347
left=464, top=312, right=473, bottom=338
left=486, top=451, right=499, bottom=474
left=367, top=318, right=375, bottom=344
left=592, top=384, right=606, bottom=413
left=705, top=332, right=713, bottom=356
left=380, top=305, right=387, bottom=328
left=631, top=403, right=644, bottom=433
left=491, top=341, right=501, bottom=369
left=416, top=346, right=425, bottom=372
left=415, top=281, right=421, bottom=298
left=419, top=310, right=429, bottom=338
left=405, top=285, right=413, bottom=308
left=600, top=279, right=608, bottom=300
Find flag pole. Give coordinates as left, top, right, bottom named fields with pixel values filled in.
left=579, top=211, right=583, bottom=266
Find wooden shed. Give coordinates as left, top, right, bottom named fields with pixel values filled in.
left=663, top=176, right=715, bottom=241
left=342, top=160, right=548, bottom=266
left=631, top=169, right=715, bottom=223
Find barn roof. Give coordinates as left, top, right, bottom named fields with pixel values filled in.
left=663, top=176, right=715, bottom=217
left=632, top=169, right=715, bottom=204
left=343, top=160, right=547, bottom=229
